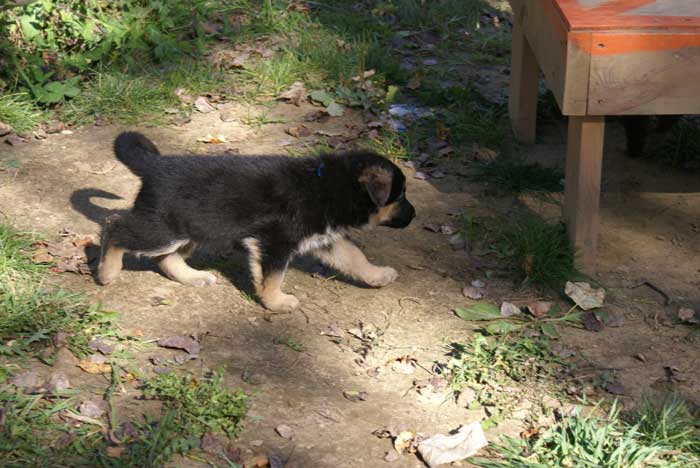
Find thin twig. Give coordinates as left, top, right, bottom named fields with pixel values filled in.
left=628, top=280, right=672, bottom=306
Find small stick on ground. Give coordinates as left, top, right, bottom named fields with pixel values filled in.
left=628, top=281, right=672, bottom=306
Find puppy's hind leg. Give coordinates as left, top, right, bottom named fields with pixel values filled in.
left=156, top=247, right=217, bottom=287
left=97, top=214, right=126, bottom=285
left=313, top=237, right=397, bottom=287
left=242, top=237, right=298, bottom=312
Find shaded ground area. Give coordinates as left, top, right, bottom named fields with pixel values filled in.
left=1, top=1, right=700, bottom=467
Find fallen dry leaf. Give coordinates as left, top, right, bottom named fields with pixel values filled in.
left=500, top=302, right=521, bottom=317
left=414, top=171, right=429, bottom=180
left=582, top=311, right=605, bottom=332
left=527, top=301, right=552, bottom=318
left=246, top=454, right=269, bottom=467
left=394, top=430, right=417, bottom=454
left=157, top=336, right=201, bottom=355
left=565, top=281, right=605, bottom=310
left=106, top=446, right=124, bottom=458
left=473, top=146, right=498, bottom=162
left=88, top=338, right=115, bottom=355
left=32, top=251, right=53, bottom=264
left=5, top=134, right=24, bottom=146
left=197, top=134, right=227, bottom=144
left=48, top=372, right=71, bottom=392
left=286, top=125, right=311, bottom=138
left=79, top=399, right=107, bottom=419
left=456, top=388, right=476, bottom=407
left=277, top=81, right=307, bottom=106
left=10, top=371, right=43, bottom=389
left=343, top=390, right=368, bottom=402
left=194, top=96, right=215, bottom=113
left=201, top=431, right=226, bottom=454
left=417, top=422, right=488, bottom=468
left=604, top=381, right=625, bottom=395
left=462, top=286, right=484, bottom=300
left=320, top=324, right=343, bottom=338
left=678, top=307, right=699, bottom=324
left=275, top=424, right=294, bottom=439
left=78, top=359, right=111, bottom=374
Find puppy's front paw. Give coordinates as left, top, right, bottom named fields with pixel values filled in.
left=365, top=266, right=398, bottom=288
left=187, top=272, right=218, bottom=287
left=263, top=292, right=300, bottom=312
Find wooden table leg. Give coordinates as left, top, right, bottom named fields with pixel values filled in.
left=508, top=13, right=539, bottom=144
left=565, top=116, right=605, bottom=275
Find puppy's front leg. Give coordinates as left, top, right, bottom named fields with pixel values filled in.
left=242, top=237, right=299, bottom=312
left=314, top=237, right=397, bottom=287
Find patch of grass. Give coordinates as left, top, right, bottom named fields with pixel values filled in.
left=470, top=157, right=564, bottom=195
left=143, top=369, right=248, bottom=438
left=630, top=394, right=700, bottom=457
left=60, top=63, right=228, bottom=126
left=0, top=224, right=122, bottom=357
left=652, top=117, right=700, bottom=169
left=468, top=29, right=511, bottom=65
left=273, top=335, right=304, bottom=352
left=471, top=401, right=700, bottom=468
left=363, top=129, right=413, bottom=160
left=493, top=214, right=576, bottom=290
left=447, top=332, right=561, bottom=427
left=0, top=93, right=45, bottom=134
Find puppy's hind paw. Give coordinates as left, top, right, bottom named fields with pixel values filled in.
left=263, top=292, right=300, bottom=312
left=365, top=266, right=398, bottom=288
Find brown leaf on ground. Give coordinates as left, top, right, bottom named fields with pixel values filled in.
left=79, top=399, right=107, bottom=419
left=582, top=311, right=605, bottom=332
left=194, top=96, right=216, bottom=113
left=275, top=424, right=294, bottom=439
left=246, top=455, right=269, bottom=467
left=527, top=301, right=552, bottom=318
left=78, top=359, right=111, bottom=374
left=197, top=134, right=228, bottom=144
left=32, top=250, right=53, bottom=264
left=462, top=286, right=484, bottom=300
left=678, top=307, right=699, bottom=323
left=500, top=302, right=522, bottom=317
left=10, top=371, right=43, bottom=389
left=604, top=381, right=625, bottom=395
left=106, top=446, right=124, bottom=458
left=320, top=324, right=343, bottom=338
left=565, top=281, right=605, bottom=310
left=157, top=336, right=201, bottom=355
left=201, top=431, right=226, bottom=454
left=394, top=430, right=418, bottom=454
left=343, top=390, right=368, bottom=402
left=5, top=134, right=25, bottom=146
left=285, top=125, right=311, bottom=138
left=48, top=372, right=71, bottom=392
left=88, top=338, right=115, bottom=355
left=277, top=81, right=307, bottom=106
left=473, top=146, right=498, bottom=162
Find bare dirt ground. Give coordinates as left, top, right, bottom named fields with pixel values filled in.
left=1, top=85, right=699, bottom=467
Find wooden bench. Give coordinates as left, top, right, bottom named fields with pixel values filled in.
left=508, top=0, right=700, bottom=273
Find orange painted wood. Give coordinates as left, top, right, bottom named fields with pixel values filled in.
left=554, top=0, right=700, bottom=32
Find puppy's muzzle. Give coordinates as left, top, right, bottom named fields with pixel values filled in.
left=381, top=200, right=416, bottom=228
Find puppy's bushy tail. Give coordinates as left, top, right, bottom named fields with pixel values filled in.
left=114, top=132, right=161, bottom=177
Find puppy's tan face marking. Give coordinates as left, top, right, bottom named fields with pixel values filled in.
left=366, top=201, right=401, bottom=228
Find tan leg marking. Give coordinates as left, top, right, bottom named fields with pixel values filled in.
left=97, top=244, right=125, bottom=285
left=258, top=269, right=299, bottom=312
left=157, top=252, right=217, bottom=287
left=313, top=237, right=397, bottom=287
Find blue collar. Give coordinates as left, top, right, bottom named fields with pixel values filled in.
left=316, top=161, right=325, bottom=177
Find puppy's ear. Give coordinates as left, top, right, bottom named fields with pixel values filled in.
left=359, top=167, right=392, bottom=207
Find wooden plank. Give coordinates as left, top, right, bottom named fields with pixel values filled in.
left=564, top=115, right=605, bottom=274
left=509, top=13, right=540, bottom=143
left=562, top=33, right=592, bottom=114
left=518, top=0, right=569, bottom=112
left=587, top=34, right=700, bottom=114
left=554, top=0, right=700, bottom=31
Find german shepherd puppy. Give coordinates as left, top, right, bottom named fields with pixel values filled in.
left=98, top=132, right=415, bottom=311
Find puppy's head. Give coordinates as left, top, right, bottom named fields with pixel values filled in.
left=357, top=156, right=415, bottom=229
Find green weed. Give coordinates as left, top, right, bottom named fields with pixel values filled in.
left=470, top=156, right=564, bottom=195
left=0, top=224, right=122, bottom=357
left=363, top=129, right=413, bottom=160
left=0, top=93, right=45, bottom=134
left=471, top=401, right=700, bottom=468
left=273, top=335, right=304, bottom=352
left=143, top=369, right=248, bottom=438
left=630, top=394, right=700, bottom=457
left=493, top=214, right=576, bottom=290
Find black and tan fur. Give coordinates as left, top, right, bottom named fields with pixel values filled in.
left=97, top=132, right=415, bottom=311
